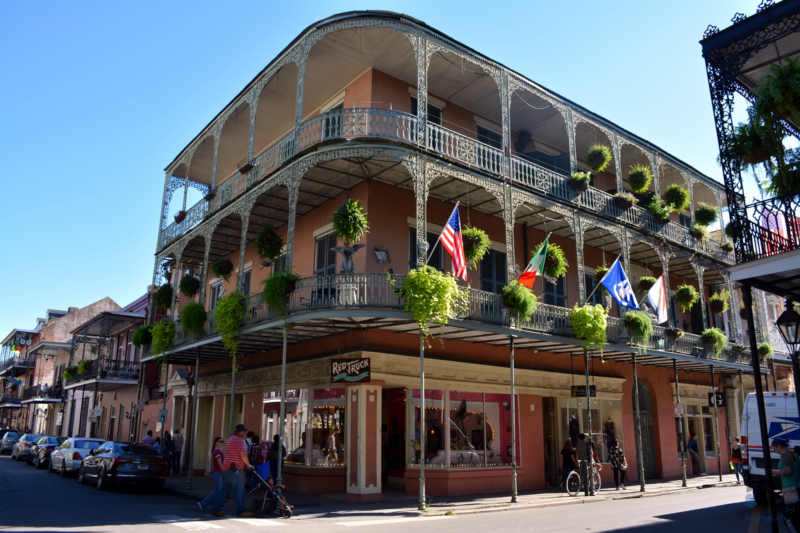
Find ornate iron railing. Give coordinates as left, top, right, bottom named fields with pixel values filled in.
left=155, top=274, right=757, bottom=366
left=66, top=359, right=140, bottom=386
left=426, top=122, right=503, bottom=175
left=0, top=355, right=35, bottom=374
left=734, top=193, right=800, bottom=263
left=297, top=107, right=418, bottom=152
left=0, top=394, right=21, bottom=405
left=22, top=385, right=62, bottom=400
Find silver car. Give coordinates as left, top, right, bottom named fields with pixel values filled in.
left=10, top=434, right=43, bottom=461
left=0, top=431, right=19, bottom=454
left=49, top=437, right=105, bottom=476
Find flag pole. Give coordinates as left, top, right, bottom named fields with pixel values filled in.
left=583, top=256, right=619, bottom=306
left=424, top=201, right=459, bottom=266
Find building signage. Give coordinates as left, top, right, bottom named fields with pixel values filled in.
left=56, top=412, right=63, bottom=426
left=331, top=358, right=371, bottom=383
left=570, top=385, right=596, bottom=398
left=158, top=409, right=168, bottom=423
left=674, top=403, right=684, bottom=417
left=708, top=392, right=726, bottom=408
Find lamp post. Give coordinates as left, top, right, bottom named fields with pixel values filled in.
left=775, top=299, right=800, bottom=417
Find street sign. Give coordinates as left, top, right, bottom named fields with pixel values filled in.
left=570, top=385, right=597, bottom=398
left=56, top=412, right=63, bottom=426
left=136, top=400, right=145, bottom=411
left=674, top=403, right=684, bottom=417
left=708, top=392, right=726, bottom=408
left=158, top=409, right=168, bottom=424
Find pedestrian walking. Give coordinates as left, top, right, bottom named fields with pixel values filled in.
left=560, top=440, right=577, bottom=489
left=687, top=434, right=707, bottom=476
left=608, top=439, right=627, bottom=490
left=771, top=438, right=800, bottom=529
left=270, top=434, right=286, bottom=481
left=142, top=430, right=155, bottom=446
left=731, top=437, right=743, bottom=485
left=172, top=430, right=184, bottom=476
left=246, top=435, right=263, bottom=490
left=153, top=437, right=161, bottom=453
left=211, top=424, right=254, bottom=518
left=199, top=437, right=225, bottom=513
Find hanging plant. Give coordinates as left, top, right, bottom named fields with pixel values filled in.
left=613, top=191, right=637, bottom=210
left=624, top=311, right=653, bottom=353
left=694, top=203, right=719, bottom=226
left=174, top=210, right=187, bottom=224
left=77, top=360, right=93, bottom=375
left=131, top=325, right=153, bottom=347
left=627, top=165, right=653, bottom=193
left=758, top=342, right=774, bottom=358
left=674, top=285, right=700, bottom=313
left=665, top=327, right=684, bottom=339
left=502, top=281, right=538, bottom=323
left=708, top=290, right=730, bottom=315
left=594, top=265, right=610, bottom=290
left=752, top=57, right=800, bottom=126
left=261, top=271, right=301, bottom=316
left=535, top=242, right=569, bottom=279
left=462, top=226, right=491, bottom=268
left=639, top=192, right=671, bottom=223
left=255, top=226, right=284, bottom=262
left=721, top=242, right=734, bottom=252
left=214, top=291, right=247, bottom=357
left=153, top=284, right=174, bottom=310
left=739, top=303, right=747, bottom=319
left=689, top=224, right=709, bottom=241
left=725, top=223, right=735, bottom=240
left=701, top=327, right=728, bottom=357
left=568, top=172, right=591, bottom=191
left=585, top=144, right=613, bottom=174
left=391, top=265, right=467, bottom=339
left=662, top=184, right=690, bottom=213
left=180, top=303, right=207, bottom=336
left=211, top=258, right=234, bottom=282
left=332, top=198, right=369, bottom=244
left=636, top=276, right=657, bottom=293
left=569, top=304, right=608, bottom=354
left=62, top=366, right=77, bottom=381
left=151, top=319, right=176, bottom=354
left=179, top=274, right=201, bottom=299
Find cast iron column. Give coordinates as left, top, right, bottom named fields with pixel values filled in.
left=228, top=354, right=236, bottom=437
left=510, top=333, right=518, bottom=503
left=186, top=348, right=200, bottom=490
left=632, top=354, right=646, bottom=492
left=161, top=354, right=169, bottom=442
left=674, top=360, right=687, bottom=487
left=418, top=332, right=426, bottom=510
left=586, top=349, right=595, bottom=496
left=710, top=365, right=722, bottom=482
left=276, top=326, right=288, bottom=490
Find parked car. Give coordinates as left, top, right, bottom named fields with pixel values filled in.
left=49, top=437, right=105, bottom=477
left=29, top=436, right=68, bottom=468
left=0, top=428, right=13, bottom=441
left=78, top=441, right=168, bottom=491
left=0, top=432, right=19, bottom=454
left=10, top=434, right=43, bottom=461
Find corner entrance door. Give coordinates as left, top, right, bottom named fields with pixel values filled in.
left=636, top=380, right=658, bottom=479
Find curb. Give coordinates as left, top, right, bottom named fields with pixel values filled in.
left=163, top=486, right=203, bottom=502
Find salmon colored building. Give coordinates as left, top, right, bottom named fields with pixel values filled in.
left=140, top=11, right=778, bottom=502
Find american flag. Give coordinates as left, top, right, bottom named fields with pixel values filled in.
left=439, top=205, right=467, bottom=281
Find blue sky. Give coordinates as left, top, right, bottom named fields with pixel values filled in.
left=0, top=0, right=757, bottom=336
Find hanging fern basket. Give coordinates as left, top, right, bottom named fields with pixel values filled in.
left=502, top=281, right=538, bottom=323
left=255, top=226, right=284, bottom=262
left=332, top=198, right=369, bottom=244
left=585, top=144, right=612, bottom=174
left=538, top=242, right=569, bottom=279
left=627, top=165, right=653, bottom=193
left=461, top=226, right=491, bottom=268
left=179, top=274, right=201, bottom=299
left=636, top=276, right=657, bottom=293
left=211, top=258, right=234, bottom=282
left=624, top=311, right=653, bottom=353
left=153, top=284, right=174, bottom=310
left=674, top=285, right=700, bottom=313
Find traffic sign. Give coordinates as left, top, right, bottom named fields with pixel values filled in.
left=158, top=409, right=168, bottom=423
left=674, top=403, right=684, bottom=417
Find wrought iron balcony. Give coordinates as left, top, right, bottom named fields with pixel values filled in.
left=0, top=355, right=35, bottom=375
left=22, top=385, right=62, bottom=401
left=160, top=273, right=753, bottom=367
left=157, top=108, right=733, bottom=264
left=0, top=394, right=22, bottom=405
left=732, top=193, right=800, bottom=264
left=65, top=359, right=141, bottom=387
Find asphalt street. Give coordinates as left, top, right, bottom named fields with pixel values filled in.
left=0, top=454, right=775, bottom=532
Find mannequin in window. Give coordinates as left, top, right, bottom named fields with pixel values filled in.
left=604, top=417, right=616, bottom=443
left=569, top=413, right=580, bottom=447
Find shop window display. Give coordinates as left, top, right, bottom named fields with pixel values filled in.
left=280, top=388, right=346, bottom=468
left=559, top=397, right=624, bottom=463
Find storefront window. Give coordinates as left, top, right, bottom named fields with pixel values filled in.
left=559, top=397, right=624, bottom=463
left=310, top=388, right=346, bottom=467
left=285, top=389, right=309, bottom=466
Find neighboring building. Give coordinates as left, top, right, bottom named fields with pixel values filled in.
left=144, top=11, right=766, bottom=499
left=1, top=327, right=39, bottom=430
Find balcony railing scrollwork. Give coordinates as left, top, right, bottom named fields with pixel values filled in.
left=66, top=359, right=141, bottom=386
left=22, top=385, right=62, bottom=401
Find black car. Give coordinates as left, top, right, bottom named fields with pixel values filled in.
left=77, top=441, right=169, bottom=491
left=29, top=436, right=68, bottom=468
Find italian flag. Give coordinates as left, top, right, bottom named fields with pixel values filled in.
left=518, top=234, right=550, bottom=288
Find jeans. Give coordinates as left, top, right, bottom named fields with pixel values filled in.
left=161, top=451, right=172, bottom=476
left=612, top=467, right=626, bottom=487
left=200, top=472, right=223, bottom=509
left=173, top=452, right=181, bottom=475
left=733, top=462, right=742, bottom=482
left=212, top=468, right=246, bottom=515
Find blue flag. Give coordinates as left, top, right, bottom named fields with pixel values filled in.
left=599, top=257, right=640, bottom=310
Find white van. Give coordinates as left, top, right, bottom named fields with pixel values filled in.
left=741, top=391, right=800, bottom=505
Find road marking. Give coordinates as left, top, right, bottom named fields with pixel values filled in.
left=338, top=516, right=451, bottom=526
left=747, top=507, right=761, bottom=533
left=233, top=518, right=287, bottom=526
left=152, top=515, right=224, bottom=530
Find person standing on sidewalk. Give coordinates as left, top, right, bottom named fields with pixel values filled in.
left=687, top=434, right=707, bottom=476
left=142, top=430, right=155, bottom=446
left=199, top=437, right=225, bottom=513
left=771, top=438, right=800, bottom=529
left=559, top=441, right=577, bottom=489
left=172, top=430, right=184, bottom=476
left=162, top=432, right=175, bottom=476
left=211, top=424, right=254, bottom=518
left=608, top=439, right=627, bottom=490
left=731, top=437, right=743, bottom=485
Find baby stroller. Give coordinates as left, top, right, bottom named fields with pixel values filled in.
left=250, top=462, right=292, bottom=519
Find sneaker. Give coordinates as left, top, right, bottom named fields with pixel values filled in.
left=198, top=502, right=205, bottom=512
left=615, top=486, right=620, bottom=491
left=238, top=512, right=254, bottom=518
left=700, top=472, right=708, bottom=476
left=212, top=512, right=225, bottom=517
left=621, top=484, right=626, bottom=489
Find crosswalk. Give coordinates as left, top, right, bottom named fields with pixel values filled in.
left=151, top=514, right=453, bottom=529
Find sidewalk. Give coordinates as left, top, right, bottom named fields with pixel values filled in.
left=163, top=472, right=740, bottom=520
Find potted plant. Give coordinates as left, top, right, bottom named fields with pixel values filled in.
left=180, top=303, right=207, bottom=336
left=689, top=224, right=709, bottom=241
left=261, top=271, right=301, bottom=316
left=752, top=57, right=800, bottom=123
left=732, top=344, right=747, bottom=355
left=179, top=274, right=201, bottom=300
left=462, top=226, right=491, bottom=269
left=214, top=291, right=247, bottom=357
left=569, top=304, right=608, bottom=354
left=701, top=327, right=728, bottom=357
left=624, top=311, right=653, bottom=353
left=502, top=281, right=538, bottom=324
left=131, top=325, right=153, bottom=347
left=211, top=258, right=234, bottom=282
left=721, top=242, right=734, bottom=252
left=391, top=265, right=467, bottom=339
left=568, top=172, right=591, bottom=191
left=255, top=225, right=284, bottom=266
left=708, top=290, right=730, bottom=315
left=585, top=144, right=612, bottom=174
left=204, top=188, right=217, bottom=202
left=62, top=366, right=77, bottom=381
left=694, top=203, right=719, bottom=227
left=535, top=241, right=569, bottom=280
left=639, top=192, right=671, bottom=223
left=665, top=327, right=684, bottom=340
left=174, top=210, right=187, bottom=224
left=662, top=184, right=690, bottom=213
left=332, top=198, right=369, bottom=272
left=77, top=360, right=92, bottom=375
left=731, top=118, right=772, bottom=165
left=627, top=165, right=653, bottom=193
left=612, top=191, right=637, bottom=209
left=758, top=342, right=774, bottom=358
left=674, top=285, right=700, bottom=313
left=151, top=319, right=176, bottom=354
left=153, top=284, right=174, bottom=310
left=636, top=276, right=657, bottom=293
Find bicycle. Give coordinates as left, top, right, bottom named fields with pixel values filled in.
left=565, top=463, right=602, bottom=497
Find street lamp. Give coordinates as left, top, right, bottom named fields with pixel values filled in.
left=775, top=300, right=800, bottom=417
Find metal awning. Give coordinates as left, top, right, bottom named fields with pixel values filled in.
left=70, top=311, right=145, bottom=336
left=28, top=341, right=72, bottom=357
left=63, top=378, right=138, bottom=392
